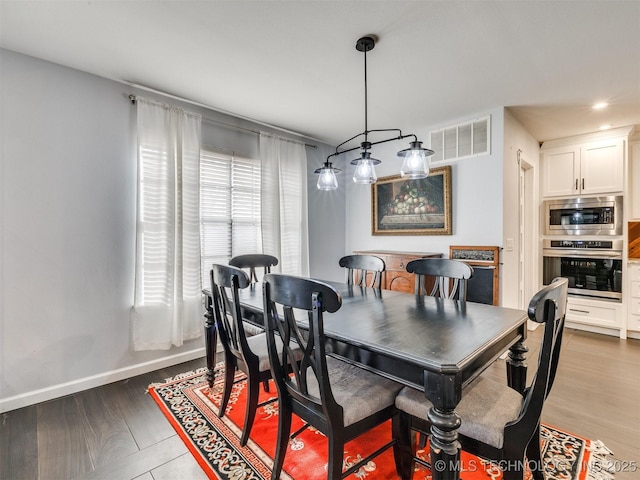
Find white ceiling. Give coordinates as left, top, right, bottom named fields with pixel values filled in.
left=2, top=0, right=639, bottom=146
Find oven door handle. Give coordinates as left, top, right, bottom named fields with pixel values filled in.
left=543, top=249, right=622, bottom=259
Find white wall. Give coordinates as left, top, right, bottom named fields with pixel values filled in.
left=345, top=108, right=506, bottom=263
left=0, top=49, right=340, bottom=412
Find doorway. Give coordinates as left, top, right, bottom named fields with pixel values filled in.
left=518, top=152, right=535, bottom=311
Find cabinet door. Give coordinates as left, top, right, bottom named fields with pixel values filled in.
left=580, top=138, right=624, bottom=195
left=629, top=265, right=640, bottom=282
left=387, top=271, right=415, bottom=293
left=542, top=146, right=579, bottom=197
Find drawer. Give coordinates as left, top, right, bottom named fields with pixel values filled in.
left=630, top=298, right=640, bottom=316
left=630, top=266, right=640, bottom=282
left=385, top=256, right=416, bottom=271
left=631, top=281, right=640, bottom=298
left=566, top=300, right=620, bottom=327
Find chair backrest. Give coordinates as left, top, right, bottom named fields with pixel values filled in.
left=406, top=258, right=474, bottom=300
left=229, top=254, right=279, bottom=283
left=339, top=254, right=385, bottom=289
left=210, top=264, right=254, bottom=364
left=506, top=277, right=568, bottom=438
left=263, top=274, right=343, bottom=422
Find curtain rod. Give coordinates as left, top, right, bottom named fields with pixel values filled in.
left=128, top=93, right=317, bottom=149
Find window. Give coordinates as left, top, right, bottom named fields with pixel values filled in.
left=200, top=149, right=262, bottom=286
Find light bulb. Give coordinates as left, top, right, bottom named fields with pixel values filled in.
left=317, top=167, right=338, bottom=190
left=353, top=159, right=377, bottom=184
left=400, top=149, right=429, bottom=179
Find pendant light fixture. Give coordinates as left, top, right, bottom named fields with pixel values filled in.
left=314, top=160, right=341, bottom=190
left=315, top=36, right=434, bottom=190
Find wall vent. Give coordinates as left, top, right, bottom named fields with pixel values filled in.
left=429, top=115, right=491, bottom=164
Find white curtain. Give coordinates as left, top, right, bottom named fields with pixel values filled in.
left=260, top=132, right=310, bottom=276
left=131, top=97, right=202, bottom=350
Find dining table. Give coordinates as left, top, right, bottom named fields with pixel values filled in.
left=202, top=280, right=529, bottom=480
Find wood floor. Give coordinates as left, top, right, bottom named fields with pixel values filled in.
left=2, top=327, right=639, bottom=480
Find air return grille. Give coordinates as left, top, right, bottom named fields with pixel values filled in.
left=429, top=115, right=491, bottom=164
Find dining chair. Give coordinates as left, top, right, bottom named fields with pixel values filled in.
left=210, top=264, right=298, bottom=447
left=405, top=258, right=474, bottom=300
left=229, top=253, right=279, bottom=284
left=263, top=273, right=404, bottom=480
left=393, top=277, right=569, bottom=480
left=339, top=254, right=386, bottom=289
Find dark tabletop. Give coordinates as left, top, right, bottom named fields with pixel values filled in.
left=236, top=281, right=528, bottom=388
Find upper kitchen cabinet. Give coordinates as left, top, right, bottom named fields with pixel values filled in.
left=541, top=135, right=625, bottom=198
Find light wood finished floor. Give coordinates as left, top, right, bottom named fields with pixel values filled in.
left=2, top=327, right=639, bottom=480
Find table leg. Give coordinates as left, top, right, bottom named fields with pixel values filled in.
left=204, top=295, right=217, bottom=388
left=507, top=338, right=528, bottom=394
left=427, top=406, right=462, bottom=480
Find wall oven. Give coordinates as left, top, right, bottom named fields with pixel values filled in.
left=542, top=239, right=623, bottom=301
left=543, top=195, right=622, bottom=236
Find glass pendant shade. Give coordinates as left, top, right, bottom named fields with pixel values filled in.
left=398, top=141, right=433, bottom=179
left=353, top=159, right=376, bottom=183
left=351, top=151, right=380, bottom=184
left=316, top=166, right=339, bottom=190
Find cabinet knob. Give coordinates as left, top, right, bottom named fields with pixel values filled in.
left=575, top=179, right=579, bottom=191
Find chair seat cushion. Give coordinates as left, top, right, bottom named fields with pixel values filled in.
left=307, top=356, right=403, bottom=427
left=395, top=376, right=523, bottom=448
left=246, top=333, right=301, bottom=372
left=242, top=320, right=264, bottom=337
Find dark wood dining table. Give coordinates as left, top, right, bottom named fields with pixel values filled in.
left=203, top=281, right=529, bottom=480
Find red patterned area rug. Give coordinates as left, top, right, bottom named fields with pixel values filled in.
left=148, top=367, right=615, bottom=480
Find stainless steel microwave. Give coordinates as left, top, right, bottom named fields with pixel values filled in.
left=543, top=196, right=622, bottom=236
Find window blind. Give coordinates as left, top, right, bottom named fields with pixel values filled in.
left=138, top=143, right=175, bottom=305
left=200, top=149, right=262, bottom=286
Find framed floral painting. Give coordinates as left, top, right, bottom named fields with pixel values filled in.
left=372, top=166, right=452, bottom=235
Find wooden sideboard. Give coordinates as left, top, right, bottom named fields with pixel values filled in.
left=353, top=250, right=442, bottom=293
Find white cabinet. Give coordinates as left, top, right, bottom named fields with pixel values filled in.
left=631, top=141, right=640, bottom=220
left=541, top=146, right=579, bottom=197
left=627, top=263, right=640, bottom=333
left=542, top=137, right=624, bottom=198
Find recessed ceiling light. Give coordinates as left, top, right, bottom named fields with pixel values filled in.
left=593, top=102, right=609, bottom=110
left=599, top=124, right=613, bottom=130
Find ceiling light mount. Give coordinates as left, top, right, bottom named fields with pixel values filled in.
left=355, top=36, right=376, bottom=53
left=315, top=35, right=434, bottom=190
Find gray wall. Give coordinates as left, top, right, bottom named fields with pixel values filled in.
left=0, top=48, right=533, bottom=412
left=345, top=109, right=506, bottom=257
left=0, top=49, right=343, bottom=412
left=306, top=144, right=347, bottom=283
left=341, top=108, right=541, bottom=308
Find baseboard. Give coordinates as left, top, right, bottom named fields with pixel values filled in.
left=564, top=320, right=626, bottom=339
left=0, top=347, right=206, bottom=413
left=626, top=330, right=640, bottom=340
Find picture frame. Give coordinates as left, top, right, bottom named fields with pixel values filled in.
left=372, top=166, right=452, bottom=235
